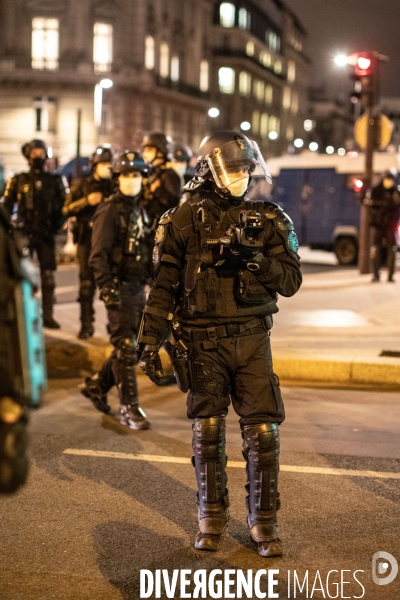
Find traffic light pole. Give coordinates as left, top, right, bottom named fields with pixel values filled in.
left=357, top=105, right=376, bottom=274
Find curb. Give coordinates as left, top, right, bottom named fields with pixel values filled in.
left=45, top=334, right=400, bottom=388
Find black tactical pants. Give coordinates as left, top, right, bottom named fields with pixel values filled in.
left=76, top=240, right=96, bottom=322
left=28, top=235, right=56, bottom=272
left=186, top=329, right=285, bottom=428
left=371, top=226, right=397, bottom=278
left=99, top=283, right=145, bottom=401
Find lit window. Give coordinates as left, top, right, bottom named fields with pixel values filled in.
left=260, top=113, right=269, bottom=139
left=218, top=67, right=235, bottom=94
left=269, top=115, right=280, bottom=135
left=260, top=51, right=272, bottom=68
left=238, top=8, right=250, bottom=30
left=268, top=31, right=281, bottom=53
left=274, top=60, right=282, bottom=75
left=200, top=60, right=209, bottom=92
left=287, top=60, right=296, bottom=83
left=32, top=18, right=59, bottom=70
left=145, top=36, right=155, bottom=70
left=291, top=91, right=299, bottom=115
left=33, top=96, right=57, bottom=133
left=254, top=80, right=264, bottom=102
left=252, top=110, right=260, bottom=134
left=93, top=23, right=113, bottom=73
left=160, top=42, right=169, bottom=78
left=171, top=56, right=179, bottom=82
left=286, top=124, right=294, bottom=141
left=265, top=85, right=273, bottom=105
left=283, top=86, right=291, bottom=110
left=239, top=71, right=251, bottom=96
left=220, top=3, right=235, bottom=28
left=246, top=41, right=254, bottom=57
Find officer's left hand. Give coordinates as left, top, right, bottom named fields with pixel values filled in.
left=139, top=346, right=164, bottom=385
left=245, top=252, right=270, bottom=273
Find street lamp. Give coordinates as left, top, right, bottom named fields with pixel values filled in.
left=240, top=121, right=251, bottom=131
left=294, top=138, right=304, bottom=149
left=94, top=78, right=114, bottom=129
left=326, top=146, right=334, bottom=154
left=309, top=142, right=318, bottom=152
left=208, top=107, right=220, bottom=118
left=334, top=54, right=348, bottom=67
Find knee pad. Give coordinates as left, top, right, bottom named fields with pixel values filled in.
left=242, top=423, right=279, bottom=465
left=192, top=416, right=226, bottom=461
left=117, top=337, right=138, bottom=366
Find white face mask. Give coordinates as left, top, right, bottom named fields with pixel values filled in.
left=227, top=177, right=249, bottom=197
left=119, top=177, right=142, bottom=197
left=142, top=148, right=157, bottom=164
left=170, top=162, right=187, bottom=178
left=96, top=163, right=111, bottom=179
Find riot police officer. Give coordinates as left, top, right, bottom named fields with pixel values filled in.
left=0, top=205, right=46, bottom=494
left=79, top=151, right=151, bottom=429
left=62, top=146, right=113, bottom=338
left=171, top=142, right=194, bottom=187
left=138, top=131, right=302, bottom=557
left=142, top=133, right=182, bottom=225
left=369, top=171, right=400, bottom=282
left=3, top=139, right=66, bottom=328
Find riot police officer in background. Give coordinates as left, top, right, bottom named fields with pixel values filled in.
left=142, top=133, right=181, bottom=225
left=80, top=151, right=151, bottom=429
left=369, top=171, right=400, bottom=282
left=62, top=146, right=113, bottom=338
left=170, top=142, right=194, bottom=187
left=3, top=139, right=66, bottom=328
left=138, top=131, right=302, bottom=557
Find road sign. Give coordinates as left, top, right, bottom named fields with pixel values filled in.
left=354, top=113, right=393, bottom=150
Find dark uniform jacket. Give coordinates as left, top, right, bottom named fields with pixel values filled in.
left=3, top=171, right=66, bottom=240
left=138, top=188, right=302, bottom=346
left=369, top=183, right=400, bottom=230
left=63, top=175, right=113, bottom=245
left=143, top=165, right=182, bottom=225
left=89, top=191, right=152, bottom=289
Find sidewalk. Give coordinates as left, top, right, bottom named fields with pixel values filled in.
left=46, top=265, right=400, bottom=388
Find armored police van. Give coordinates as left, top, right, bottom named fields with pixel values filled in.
left=249, top=151, right=400, bottom=264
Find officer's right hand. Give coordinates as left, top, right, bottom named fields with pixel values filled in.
left=87, top=192, right=103, bottom=206
left=139, top=346, right=164, bottom=386
left=100, top=283, right=121, bottom=309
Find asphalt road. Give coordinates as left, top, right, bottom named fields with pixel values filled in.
left=1, top=378, right=399, bottom=600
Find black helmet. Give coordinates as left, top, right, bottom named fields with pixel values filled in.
left=193, top=130, right=272, bottom=188
left=90, top=146, right=113, bottom=168
left=172, top=142, right=193, bottom=163
left=21, top=139, right=47, bottom=159
left=142, top=132, right=173, bottom=159
left=111, top=151, right=149, bottom=175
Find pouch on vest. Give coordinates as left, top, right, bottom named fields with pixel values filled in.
left=235, top=269, right=276, bottom=306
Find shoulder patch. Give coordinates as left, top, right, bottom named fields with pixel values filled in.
left=276, top=210, right=294, bottom=231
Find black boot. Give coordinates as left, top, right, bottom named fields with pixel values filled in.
left=242, top=423, right=283, bottom=558
left=79, top=373, right=111, bottom=414
left=370, top=246, right=380, bottom=284
left=0, top=398, right=29, bottom=494
left=41, top=270, right=60, bottom=328
left=117, top=338, right=150, bottom=429
left=387, top=245, right=396, bottom=282
left=78, top=280, right=95, bottom=339
left=192, top=416, right=229, bottom=551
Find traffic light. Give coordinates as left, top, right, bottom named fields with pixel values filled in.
left=347, top=53, right=375, bottom=108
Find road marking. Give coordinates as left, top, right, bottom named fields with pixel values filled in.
left=63, top=449, right=400, bottom=480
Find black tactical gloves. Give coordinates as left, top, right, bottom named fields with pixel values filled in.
left=246, top=252, right=271, bottom=275
left=139, top=345, right=164, bottom=385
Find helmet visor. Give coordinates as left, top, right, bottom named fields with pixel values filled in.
left=206, top=139, right=272, bottom=189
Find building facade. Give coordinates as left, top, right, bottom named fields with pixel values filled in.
left=0, top=0, right=309, bottom=175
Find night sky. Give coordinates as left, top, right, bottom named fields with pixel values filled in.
left=284, top=0, right=400, bottom=98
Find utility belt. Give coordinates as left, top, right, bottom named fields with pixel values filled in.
left=181, top=315, right=271, bottom=343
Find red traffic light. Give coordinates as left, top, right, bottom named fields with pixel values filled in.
left=348, top=52, right=374, bottom=76
left=353, top=178, right=364, bottom=192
